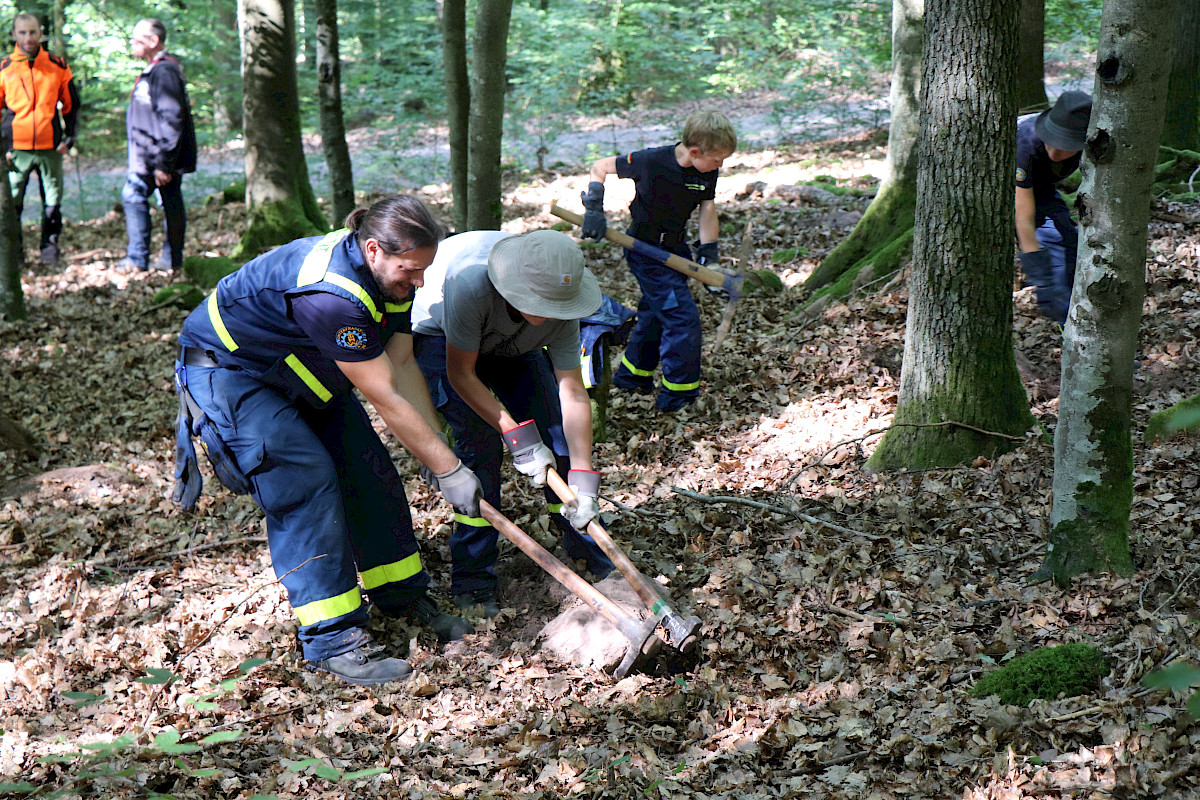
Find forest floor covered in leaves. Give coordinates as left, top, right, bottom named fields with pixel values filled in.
left=1, top=127, right=1199, bottom=799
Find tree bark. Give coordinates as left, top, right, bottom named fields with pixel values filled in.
left=235, top=0, right=328, bottom=262
left=1161, top=0, right=1199, bottom=149
left=442, top=0, right=470, bottom=233
left=315, top=0, right=356, bottom=224
left=867, top=0, right=1033, bottom=471
left=51, top=0, right=67, bottom=57
left=465, top=0, right=514, bottom=230
left=0, top=174, right=26, bottom=321
left=213, top=0, right=245, bottom=137
left=804, top=0, right=922, bottom=299
left=1040, top=0, right=1175, bottom=585
left=1016, top=0, right=1048, bottom=112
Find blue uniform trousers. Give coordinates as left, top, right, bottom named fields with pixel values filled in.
left=183, top=364, right=430, bottom=661
left=1035, top=197, right=1078, bottom=311
left=613, top=248, right=702, bottom=409
left=412, top=334, right=615, bottom=595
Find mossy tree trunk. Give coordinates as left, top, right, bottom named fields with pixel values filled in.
left=1016, top=0, right=1048, bottom=113
left=804, top=0, right=921, bottom=299
left=867, top=0, right=1033, bottom=471
left=442, top=0, right=470, bottom=233
left=1039, top=0, right=1175, bottom=585
left=0, top=175, right=26, bottom=321
left=315, top=0, right=355, bottom=224
left=213, top=0, right=244, bottom=137
left=465, top=0, right=514, bottom=231
left=235, top=0, right=327, bottom=262
left=1161, top=0, right=1199, bottom=150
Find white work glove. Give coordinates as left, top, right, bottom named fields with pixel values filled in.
left=566, top=469, right=601, bottom=531
left=435, top=461, right=483, bottom=518
left=503, top=420, right=556, bottom=487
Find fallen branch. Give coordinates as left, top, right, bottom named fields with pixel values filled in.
left=671, top=485, right=881, bottom=541
left=806, top=601, right=913, bottom=628
left=599, top=493, right=671, bottom=519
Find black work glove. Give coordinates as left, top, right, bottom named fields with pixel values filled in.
left=436, top=461, right=484, bottom=518
left=691, top=239, right=719, bottom=266
left=1018, top=249, right=1069, bottom=324
left=580, top=181, right=607, bottom=241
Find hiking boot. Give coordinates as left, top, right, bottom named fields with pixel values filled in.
left=116, top=257, right=147, bottom=274
left=406, top=593, right=474, bottom=642
left=453, top=587, right=501, bottom=619
left=656, top=391, right=697, bottom=412
left=306, top=642, right=412, bottom=686
left=612, top=372, right=654, bottom=394
left=39, top=243, right=60, bottom=266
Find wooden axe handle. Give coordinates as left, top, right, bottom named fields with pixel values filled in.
left=550, top=204, right=727, bottom=288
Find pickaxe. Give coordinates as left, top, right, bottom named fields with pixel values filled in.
left=545, top=469, right=702, bottom=652
left=550, top=204, right=744, bottom=348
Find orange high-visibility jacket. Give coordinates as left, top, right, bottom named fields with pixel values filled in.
left=0, top=45, right=79, bottom=151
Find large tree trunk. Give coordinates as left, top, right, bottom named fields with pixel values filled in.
left=1039, top=0, right=1175, bottom=585
left=235, top=0, right=328, bottom=262
left=465, top=0, right=514, bottom=230
left=804, top=0, right=922, bottom=300
left=867, top=0, right=1032, bottom=471
left=0, top=176, right=26, bottom=321
left=442, top=0, right=470, bottom=233
left=1017, top=0, right=1048, bottom=112
left=51, top=0, right=67, bottom=57
left=315, top=0, right=355, bottom=224
left=1161, top=0, right=1199, bottom=149
left=213, top=0, right=245, bottom=137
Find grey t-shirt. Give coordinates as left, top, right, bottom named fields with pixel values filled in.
left=411, top=231, right=582, bottom=371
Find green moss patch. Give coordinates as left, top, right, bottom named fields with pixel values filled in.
left=182, top=256, right=239, bottom=290
left=1144, top=393, right=1200, bottom=443
left=971, top=643, right=1108, bottom=706
left=151, top=283, right=205, bottom=309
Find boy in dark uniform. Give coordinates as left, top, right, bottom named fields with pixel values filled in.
left=1015, top=90, right=1091, bottom=325
left=580, top=110, right=737, bottom=411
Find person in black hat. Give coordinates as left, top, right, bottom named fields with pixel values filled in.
left=1015, top=90, right=1092, bottom=325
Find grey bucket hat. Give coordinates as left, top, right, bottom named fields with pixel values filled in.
left=487, top=230, right=602, bottom=319
left=1036, top=91, right=1093, bottom=152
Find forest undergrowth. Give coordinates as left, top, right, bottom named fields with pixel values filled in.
left=1, top=128, right=1198, bottom=799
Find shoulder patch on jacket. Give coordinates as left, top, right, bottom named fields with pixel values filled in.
left=48, top=54, right=68, bottom=69
left=0, top=57, right=11, bottom=71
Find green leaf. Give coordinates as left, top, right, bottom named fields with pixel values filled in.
left=137, top=667, right=176, bottom=685
left=0, top=782, right=38, bottom=793
left=342, top=768, right=387, bottom=780
left=609, top=755, right=632, bottom=767
left=286, top=757, right=323, bottom=772
left=315, top=763, right=342, bottom=781
left=1142, top=662, right=1200, bottom=692
left=1189, top=691, right=1200, bottom=719
left=201, top=729, right=244, bottom=744
left=190, top=768, right=223, bottom=777
left=249, top=795, right=279, bottom=800
left=219, top=678, right=242, bottom=692
left=673, top=676, right=688, bottom=689
left=62, top=690, right=107, bottom=707
left=189, top=701, right=220, bottom=711
left=154, top=730, right=201, bottom=754
left=239, top=657, right=269, bottom=673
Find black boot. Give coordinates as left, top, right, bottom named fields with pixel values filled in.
left=40, top=205, right=62, bottom=266
left=306, top=642, right=413, bottom=686
left=405, top=594, right=474, bottom=642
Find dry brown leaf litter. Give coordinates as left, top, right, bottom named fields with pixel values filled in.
left=0, top=133, right=1198, bottom=799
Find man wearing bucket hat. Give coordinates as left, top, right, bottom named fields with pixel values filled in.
left=1015, top=90, right=1092, bottom=325
left=411, top=229, right=616, bottom=617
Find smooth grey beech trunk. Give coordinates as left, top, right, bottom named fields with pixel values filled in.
left=235, top=0, right=327, bottom=260
left=213, top=0, right=244, bottom=137
left=1162, top=0, right=1199, bottom=150
left=867, top=0, right=1034, bottom=471
left=0, top=177, right=25, bottom=321
left=315, top=0, right=356, bottom=224
left=804, top=0, right=922, bottom=296
left=1017, top=0, right=1048, bottom=113
left=465, top=0, right=514, bottom=231
left=1040, top=0, right=1176, bottom=584
left=442, top=0, right=470, bottom=233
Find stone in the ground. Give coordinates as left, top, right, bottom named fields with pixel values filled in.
left=538, top=574, right=654, bottom=674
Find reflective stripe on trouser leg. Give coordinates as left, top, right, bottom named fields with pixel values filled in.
left=300, top=391, right=430, bottom=614
left=182, top=365, right=371, bottom=662
left=621, top=251, right=701, bottom=399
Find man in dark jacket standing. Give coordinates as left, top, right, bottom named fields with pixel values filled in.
left=121, top=17, right=196, bottom=273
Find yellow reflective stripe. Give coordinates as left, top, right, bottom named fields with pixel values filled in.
left=581, top=354, right=594, bottom=389
left=360, top=553, right=423, bottom=589
left=620, top=355, right=653, bottom=377
left=385, top=301, right=412, bottom=313
left=285, top=354, right=333, bottom=402
left=206, top=291, right=239, bottom=352
left=662, top=377, right=700, bottom=392
left=454, top=513, right=490, bottom=527
left=324, top=273, right=381, bottom=322
left=296, top=229, right=351, bottom=286
left=548, top=503, right=564, bottom=513
left=294, top=586, right=362, bottom=626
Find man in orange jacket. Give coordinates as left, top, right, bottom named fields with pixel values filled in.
left=0, top=12, right=79, bottom=266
